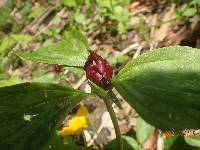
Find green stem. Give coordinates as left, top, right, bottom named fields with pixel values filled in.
left=103, top=97, right=123, bottom=150
left=109, top=0, right=114, bottom=13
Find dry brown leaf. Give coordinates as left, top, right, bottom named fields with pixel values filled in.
left=153, top=4, right=176, bottom=42
left=128, top=1, right=140, bottom=11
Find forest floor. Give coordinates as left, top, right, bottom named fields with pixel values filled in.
left=1, top=0, right=200, bottom=149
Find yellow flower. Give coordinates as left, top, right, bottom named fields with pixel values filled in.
left=59, top=105, right=89, bottom=136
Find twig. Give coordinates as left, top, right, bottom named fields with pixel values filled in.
left=150, top=41, right=158, bottom=51
left=35, top=8, right=67, bottom=36
left=22, top=5, right=55, bottom=34
left=87, top=111, right=110, bottom=146
left=194, top=129, right=200, bottom=136
left=156, top=133, right=163, bottom=150
left=9, top=7, right=67, bottom=58
left=73, top=74, right=87, bottom=89
left=121, top=43, right=139, bottom=55
left=133, top=46, right=143, bottom=59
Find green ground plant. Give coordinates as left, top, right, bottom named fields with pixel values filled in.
left=1, top=28, right=200, bottom=149
left=1, top=0, right=200, bottom=150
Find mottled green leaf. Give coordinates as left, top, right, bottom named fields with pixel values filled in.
left=0, top=82, right=91, bottom=150
left=114, top=46, right=200, bottom=130
left=16, top=28, right=89, bottom=67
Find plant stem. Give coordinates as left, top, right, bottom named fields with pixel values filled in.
left=109, top=0, right=114, bottom=13
left=103, top=97, right=123, bottom=150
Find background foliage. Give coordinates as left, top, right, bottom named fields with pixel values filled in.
left=1, top=0, right=200, bottom=150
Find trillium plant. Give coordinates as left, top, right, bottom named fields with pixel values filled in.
left=1, top=28, right=200, bottom=150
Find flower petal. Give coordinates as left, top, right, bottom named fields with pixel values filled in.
left=59, top=105, right=89, bottom=136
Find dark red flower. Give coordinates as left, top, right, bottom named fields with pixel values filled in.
left=52, top=65, right=63, bottom=73
left=84, top=51, right=113, bottom=89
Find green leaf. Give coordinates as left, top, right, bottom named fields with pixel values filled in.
left=33, top=73, right=56, bottom=83
left=117, top=0, right=131, bottom=5
left=97, top=0, right=112, bottom=10
left=42, top=131, right=66, bottom=150
left=61, top=0, right=77, bottom=7
left=0, top=36, right=15, bottom=54
left=163, top=135, right=179, bottom=150
left=0, top=7, right=11, bottom=27
left=117, top=22, right=127, bottom=33
left=190, top=0, right=200, bottom=6
left=106, top=135, right=143, bottom=150
left=74, top=13, right=85, bottom=24
left=0, top=34, right=33, bottom=54
left=0, top=82, right=91, bottom=150
left=111, top=6, right=129, bottom=22
left=164, top=136, right=199, bottom=150
left=182, top=8, right=197, bottom=17
left=116, top=54, right=129, bottom=64
left=0, top=76, right=23, bottom=87
left=16, top=28, right=89, bottom=67
left=136, top=117, right=155, bottom=144
left=113, top=46, right=200, bottom=130
left=0, top=64, right=3, bottom=80
left=61, top=28, right=89, bottom=49
left=185, top=136, right=200, bottom=147
left=28, top=5, right=45, bottom=19
left=11, top=34, right=33, bottom=42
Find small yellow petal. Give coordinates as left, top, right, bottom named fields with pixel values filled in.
left=59, top=127, right=74, bottom=136
left=76, top=105, right=89, bottom=117
left=59, top=105, right=89, bottom=136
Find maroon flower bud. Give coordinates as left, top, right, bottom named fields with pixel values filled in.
left=52, top=65, right=63, bottom=74
left=84, top=51, right=113, bottom=89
